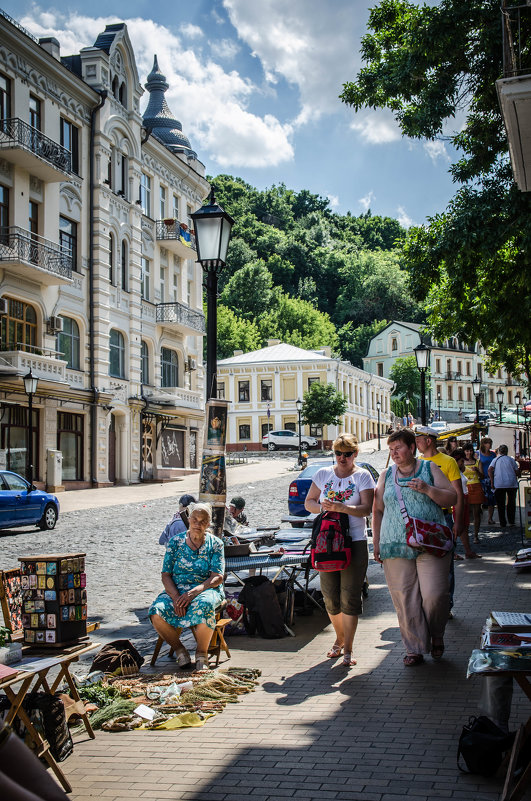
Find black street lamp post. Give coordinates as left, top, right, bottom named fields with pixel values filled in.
left=522, top=396, right=528, bottom=456
left=376, top=400, right=381, bottom=450
left=191, top=187, right=234, bottom=401
left=296, top=398, right=303, bottom=466
left=414, top=342, right=430, bottom=426
left=472, top=376, right=482, bottom=448
left=515, top=393, right=521, bottom=427
left=496, top=388, right=504, bottom=424
left=23, top=369, right=38, bottom=484
left=437, top=391, right=441, bottom=421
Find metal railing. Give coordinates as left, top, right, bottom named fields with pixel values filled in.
left=445, top=371, right=463, bottom=380
left=0, top=226, right=73, bottom=279
left=0, top=342, right=64, bottom=357
left=156, top=301, right=206, bottom=334
left=0, top=118, right=72, bottom=173
left=502, top=2, right=531, bottom=77
left=155, top=219, right=196, bottom=250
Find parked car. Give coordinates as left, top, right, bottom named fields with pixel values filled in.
left=261, top=429, right=318, bottom=451
left=464, top=409, right=496, bottom=423
left=0, top=471, right=59, bottom=530
left=430, top=420, right=448, bottom=433
left=287, top=459, right=380, bottom=525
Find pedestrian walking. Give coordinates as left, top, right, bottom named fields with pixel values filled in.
left=488, top=445, right=520, bottom=527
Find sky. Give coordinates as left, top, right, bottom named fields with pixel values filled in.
left=3, top=0, right=461, bottom=226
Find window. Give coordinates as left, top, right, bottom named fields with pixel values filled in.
left=60, top=118, right=79, bottom=173
left=377, top=363, right=384, bottom=377
left=172, top=271, right=179, bottom=303
left=489, top=389, right=494, bottom=403
left=173, top=194, right=179, bottom=220
left=1, top=405, right=38, bottom=476
left=29, top=95, right=41, bottom=130
left=140, top=173, right=151, bottom=216
left=159, top=186, right=166, bottom=220
left=141, top=256, right=150, bottom=301
left=308, top=377, right=320, bottom=389
left=435, top=358, right=441, bottom=373
left=478, top=363, right=483, bottom=379
left=121, top=240, right=127, bottom=290
left=261, top=379, right=272, bottom=401
left=28, top=201, right=38, bottom=236
left=119, top=83, right=126, bottom=107
left=261, top=422, right=273, bottom=437
left=109, top=329, right=125, bottom=378
left=217, top=382, right=225, bottom=400
left=59, top=216, right=77, bottom=271
left=447, top=385, right=453, bottom=401
left=109, top=232, right=114, bottom=283
left=187, top=280, right=193, bottom=307
left=458, top=386, right=463, bottom=402
left=0, top=298, right=37, bottom=351
left=0, top=73, right=11, bottom=120
left=238, top=380, right=250, bottom=402
left=508, top=391, right=513, bottom=404
left=466, top=362, right=471, bottom=376
left=310, top=425, right=323, bottom=437
left=57, top=316, right=80, bottom=370
left=118, top=152, right=128, bottom=199
left=0, top=184, right=8, bottom=243
left=161, top=347, right=178, bottom=387
left=160, top=265, right=166, bottom=303
left=141, top=340, right=149, bottom=384
left=285, top=422, right=296, bottom=432
left=467, top=387, right=471, bottom=402
left=57, top=412, right=83, bottom=480
left=239, top=424, right=250, bottom=440
left=457, top=360, right=462, bottom=375
left=391, top=337, right=398, bottom=351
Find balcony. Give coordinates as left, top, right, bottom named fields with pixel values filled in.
left=0, top=346, right=68, bottom=384
left=156, top=301, right=206, bottom=335
left=0, top=227, right=72, bottom=285
left=0, top=118, right=72, bottom=181
left=143, top=386, right=204, bottom=411
left=155, top=219, right=197, bottom=258
left=445, top=371, right=463, bottom=380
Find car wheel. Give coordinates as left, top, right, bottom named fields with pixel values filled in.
left=267, top=442, right=277, bottom=451
left=39, top=503, right=57, bottom=531
left=291, top=520, right=305, bottom=528
left=301, top=441, right=310, bottom=449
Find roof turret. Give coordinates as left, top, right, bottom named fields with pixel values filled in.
left=142, top=55, right=196, bottom=158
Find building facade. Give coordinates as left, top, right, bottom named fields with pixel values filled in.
left=218, top=341, right=393, bottom=450
left=0, top=13, right=208, bottom=489
left=363, top=321, right=521, bottom=419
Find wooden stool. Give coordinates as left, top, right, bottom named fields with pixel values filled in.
left=150, top=610, right=231, bottom=668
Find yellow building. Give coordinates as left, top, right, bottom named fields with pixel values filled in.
left=217, top=340, right=393, bottom=450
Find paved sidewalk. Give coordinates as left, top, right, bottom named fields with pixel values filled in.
left=64, top=553, right=531, bottom=800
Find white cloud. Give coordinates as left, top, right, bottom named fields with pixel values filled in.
left=180, top=23, right=204, bottom=40
left=359, top=190, right=375, bottom=211
left=424, top=140, right=450, bottom=163
left=350, top=112, right=401, bottom=145
left=327, top=194, right=340, bottom=209
left=396, top=206, right=414, bottom=228
left=212, top=38, right=240, bottom=61
left=18, top=8, right=294, bottom=169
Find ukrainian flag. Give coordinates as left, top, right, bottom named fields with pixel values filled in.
left=179, top=226, right=192, bottom=247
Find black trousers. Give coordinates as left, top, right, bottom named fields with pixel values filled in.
left=494, top=487, right=517, bottom=526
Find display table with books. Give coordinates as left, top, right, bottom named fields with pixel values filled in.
left=468, top=611, right=531, bottom=801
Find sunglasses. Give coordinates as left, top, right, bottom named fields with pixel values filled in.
left=335, top=450, right=354, bottom=457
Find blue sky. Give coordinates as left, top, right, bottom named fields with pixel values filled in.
left=4, top=0, right=460, bottom=226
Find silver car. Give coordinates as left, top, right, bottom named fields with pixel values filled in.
left=261, top=429, right=318, bottom=451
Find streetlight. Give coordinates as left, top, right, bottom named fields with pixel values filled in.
left=472, top=376, right=482, bottom=448
left=376, top=400, right=381, bottom=450
left=23, top=369, right=38, bottom=484
left=522, top=396, right=528, bottom=457
left=296, top=398, right=303, bottom=466
left=414, top=342, right=430, bottom=425
left=191, top=187, right=235, bottom=400
left=496, top=388, right=504, bottom=423
left=515, top=392, right=521, bottom=427
left=437, top=391, right=441, bottom=421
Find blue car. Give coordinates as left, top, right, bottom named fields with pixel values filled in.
left=287, top=459, right=379, bottom=525
left=0, top=471, right=60, bottom=530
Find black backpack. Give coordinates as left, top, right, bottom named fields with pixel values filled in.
left=238, top=576, right=285, bottom=639
left=457, top=716, right=515, bottom=776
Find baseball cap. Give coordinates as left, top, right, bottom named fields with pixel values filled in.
left=179, top=494, right=196, bottom=508
left=230, top=496, right=245, bottom=510
left=414, top=425, right=439, bottom=438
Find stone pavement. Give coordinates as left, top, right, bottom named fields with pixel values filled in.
left=63, top=551, right=531, bottom=800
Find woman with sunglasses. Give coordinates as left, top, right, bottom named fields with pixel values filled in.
left=305, top=433, right=376, bottom=667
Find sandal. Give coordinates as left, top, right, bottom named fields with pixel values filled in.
left=466, top=552, right=482, bottom=559
left=327, top=643, right=344, bottom=658
left=403, top=654, right=424, bottom=667
left=175, top=647, right=192, bottom=669
left=341, top=652, right=357, bottom=667
left=195, top=652, right=209, bottom=671
left=431, top=639, right=445, bottom=660
left=453, top=553, right=464, bottom=561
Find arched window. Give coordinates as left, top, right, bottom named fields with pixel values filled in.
left=109, top=329, right=125, bottom=378
left=112, top=76, right=119, bottom=99
left=119, top=82, right=126, bottom=107
left=109, top=232, right=114, bottom=283
left=141, top=340, right=149, bottom=385
left=121, top=240, right=128, bottom=290
left=161, top=347, right=178, bottom=387
left=57, top=316, right=80, bottom=369
left=0, top=298, right=37, bottom=352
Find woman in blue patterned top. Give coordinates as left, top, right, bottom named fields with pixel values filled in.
left=372, top=429, right=456, bottom=667
left=149, top=503, right=225, bottom=671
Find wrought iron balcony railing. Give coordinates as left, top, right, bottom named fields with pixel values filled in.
left=0, top=226, right=73, bottom=279
left=0, top=118, right=72, bottom=173
left=502, top=2, right=531, bottom=77
left=155, top=219, right=196, bottom=250
left=156, top=301, right=206, bottom=334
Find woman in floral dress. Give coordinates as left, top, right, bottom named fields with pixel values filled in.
left=149, top=503, right=224, bottom=670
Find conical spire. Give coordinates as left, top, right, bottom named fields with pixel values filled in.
left=143, top=55, right=196, bottom=158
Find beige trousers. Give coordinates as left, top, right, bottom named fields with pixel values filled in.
left=383, top=551, right=451, bottom=655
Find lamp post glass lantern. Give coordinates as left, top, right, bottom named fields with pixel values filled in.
left=376, top=400, right=381, bottom=450
left=437, top=391, right=441, bottom=421
left=191, top=187, right=235, bottom=401
left=515, top=392, right=521, bottom=426
left=23, top=369, right=38, bottom=484
left=496, top=388, right=504, bottom=423
left=472, top=376, right=482, bottom=447
left=414, top=342, right=430, bottom=426
left=296, top=398, right=303, bottom=466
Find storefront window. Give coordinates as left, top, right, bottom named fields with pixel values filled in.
left=57, top=412, right=83, bottom=480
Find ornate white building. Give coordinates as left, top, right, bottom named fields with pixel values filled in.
left=0, top=13, right=209, bottom=488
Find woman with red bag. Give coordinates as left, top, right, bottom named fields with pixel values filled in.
left=372, top=429, right=457, bottom=667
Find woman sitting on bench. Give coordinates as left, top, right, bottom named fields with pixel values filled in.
left=149, top=503, right=225, bottom=671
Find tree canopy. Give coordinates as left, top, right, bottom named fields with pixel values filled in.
left=340, top=0, right=531, bottom=388
left=302, top=382, right=348, bottom=443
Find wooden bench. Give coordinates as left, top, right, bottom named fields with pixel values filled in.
left=150, top=608, right=231, bottom=668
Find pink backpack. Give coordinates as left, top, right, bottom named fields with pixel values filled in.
left=310, top=512, right=352, bottom=572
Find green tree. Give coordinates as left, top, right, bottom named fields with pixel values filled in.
left=216, top=304, right=262, bottom=360
left=221, top=261, right=273, bottom=320
left=388, top=355, right=429, bottom=403
left=258, top=290, right=339, bottom=352
left=302, top=382, right=348, bottom=448
left=340, top=0, right=531, bottom=386
left=337, top=319, right=388, bottom=368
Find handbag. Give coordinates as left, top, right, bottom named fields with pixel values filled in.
left=392, top=466, right=453, bottom=558
left=457, top=715, right=515, bottom=776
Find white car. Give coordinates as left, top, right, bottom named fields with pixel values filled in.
left=464, top=409, right=495, bottom=423
left=261, top=430, right=318, bottom=451
left=430, top=420, right=448, bottom=433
